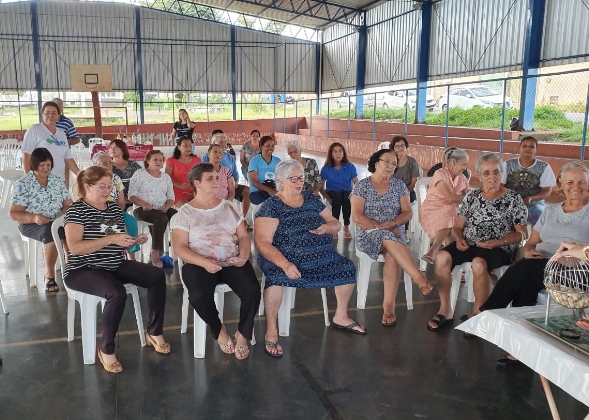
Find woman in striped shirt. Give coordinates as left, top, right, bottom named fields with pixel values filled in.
left=63, top=166, right=170, bottom=373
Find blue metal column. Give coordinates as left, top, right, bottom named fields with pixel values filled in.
left=355, top=13, right=367, bottom=119
left=135, top=7, right=145, bottom=124
left=518, top=0, right=546, bottom=131
left=30, top=2, right=43, bottom=119
left=315, top=42, right=321, bottom=115
left=230, top=26, right=237, bottom=121
left=415, top=0, right=432, bottom=123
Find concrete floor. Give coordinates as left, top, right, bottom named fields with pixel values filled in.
left=0, top=146, right=587, bottom=419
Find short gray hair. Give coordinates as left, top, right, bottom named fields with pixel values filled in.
left=92, top=151, right=110, bottom=165
left=445, top=147, right=469, bottom=164
left=285, top=140, right=302, bottom=153
left=211, top=133, right=227, bottom=145
left=275, top=160, right=304, bottom=192
left=557, top=161, right=589, bottom=181
left=475, top=152, right=503, bottom=173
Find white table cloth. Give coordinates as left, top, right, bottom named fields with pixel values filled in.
left=456, top=306, right=589, bottom=407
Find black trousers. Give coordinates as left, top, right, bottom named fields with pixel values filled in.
left=480, top=258, right=548, bottom=311
left=328, top=190, right=352, bottom=226
left=182, top=261, right=261, bottom=340
left=64, top=260, right=167, bottom=355
left=133, top=207, right=177, bottom=251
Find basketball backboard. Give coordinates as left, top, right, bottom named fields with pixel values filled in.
left=70, top=65, right=112, bottom=92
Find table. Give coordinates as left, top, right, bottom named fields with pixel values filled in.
left=457, top=306, right=589, bottom=418
left=91, top=145, right=153, bottom=161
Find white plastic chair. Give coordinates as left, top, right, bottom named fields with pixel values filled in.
left=414, top=177, right=432, bottom=271
left=0, top=278, right=8, bottom=314
left=0, top=139, right=21, bottom=170
left=377, top=141, right=390, bottom=151
left=178, top=258, right=256, bottom=359
left=256, top=274, right=330, bottom=336
left=355, top=248, right=414, bottom=310
left=20, top=234, right=62, bottom=288
left=70, top=142, right=85, bottom=169
left=449, top=263, right=511, bottom=312
left=51, top=216, right=146, bottom=365
left=129, top=207, right=172, bottom=263
left=0, top=168, right=23, bottom=209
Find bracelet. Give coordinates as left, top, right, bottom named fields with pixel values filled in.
left=503, top=239, right=507, bottom=246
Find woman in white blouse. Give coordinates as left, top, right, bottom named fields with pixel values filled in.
left=171, top=163, right=260, bottom=361
left=129, top=150, right=176, bottom=267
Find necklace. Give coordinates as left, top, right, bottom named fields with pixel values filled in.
left=556, top=202, right=589, bottom=224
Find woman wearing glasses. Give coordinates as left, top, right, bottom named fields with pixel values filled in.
left=419, top=148, right=470, bottom=264
left=63, top=166, right=169, bottom=373
left=427, top=153, right=528, bottom=331
left=255, top=160, right=364, bottom=357
left=390, top=136, right=419, bottom=203
left=351, top=149, right=435, bottom=327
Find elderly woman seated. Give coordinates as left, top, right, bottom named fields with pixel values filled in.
left=10, top=148, right=72, bottom=292
left=427, top=153, right=528, bottom=332
left=477, top=162, right=589, bottom=365
left=92, top=151, right=140, bottom=260
left=129, top=150, right=176, bottom=267
left=286, top=140, right=322, bottom=196
left=171, top=163, right=260, bottom=360
left=255, top=160, right=365, bottom=357
left=351, top=149, right=435, bottom=326
left=64, top=167, right=169, bottom=373
left=419, top=147, right=470, bottom=264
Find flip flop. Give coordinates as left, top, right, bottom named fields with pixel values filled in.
left=427, top=314, right=454, bottom=332
left=264, top=340, right=283, bottom=358
left=44, top=277, right=59, bottom=293
left=381, top=313, right=397, bottom=327
left=332, top=321, right=367, bottom=335
left=420, top=255, right=435, bottom=265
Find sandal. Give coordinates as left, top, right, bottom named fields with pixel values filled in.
left=381, top=313, right=397, bottom=327
left=419, top=281, right=435, bottom=297
left=44, top=277, right=59, bottom=293
left=264, top=340, right=283, bottom=357
left=235, top=343, right=250, bottom=360
left=97, top=349, right=123, bottom=374
left=218, top=338, right=235, bottom=355
left=426, top=314, right=454, bottom=332
left=343, top=229, right=352, bottom=239
left=146, top=333, right=171, bottom=354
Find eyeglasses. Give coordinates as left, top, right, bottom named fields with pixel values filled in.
left=89, top=184, right=111, bottom=190
left=393, top=144, right=407, bottom=150
left=480, top=170, right=501, bottom=177
left=378, top=159, right=398, bottom=167
left=98, top=161, right=112, bottom=166
left=286, top=175, right=305, bottom=183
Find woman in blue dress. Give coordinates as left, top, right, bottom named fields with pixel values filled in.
left=351, top=149, right=435, bottom=327
left=255, top=160, right=365, bottom=357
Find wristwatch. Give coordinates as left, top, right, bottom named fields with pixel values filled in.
left=583, top=245, right=589, bottom=261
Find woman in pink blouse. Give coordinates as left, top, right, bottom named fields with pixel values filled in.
left=419, top=148, right=470, bottom=264
left=208, top=144, right=235, bottom=200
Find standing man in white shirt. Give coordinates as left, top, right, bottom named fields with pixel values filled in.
left=501, top=136, right=556, bottom=225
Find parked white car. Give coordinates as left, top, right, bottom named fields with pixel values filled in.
left=438, top=85, right=513, bottom=110
left=380, top=89, right=436, bottom=110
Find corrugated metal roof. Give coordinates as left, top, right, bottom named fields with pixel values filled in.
left=429, top=0, right=526, bottom=79
left=542, top=0, right=589, bottom=67
left=181, top=0, right=386, bottom=28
